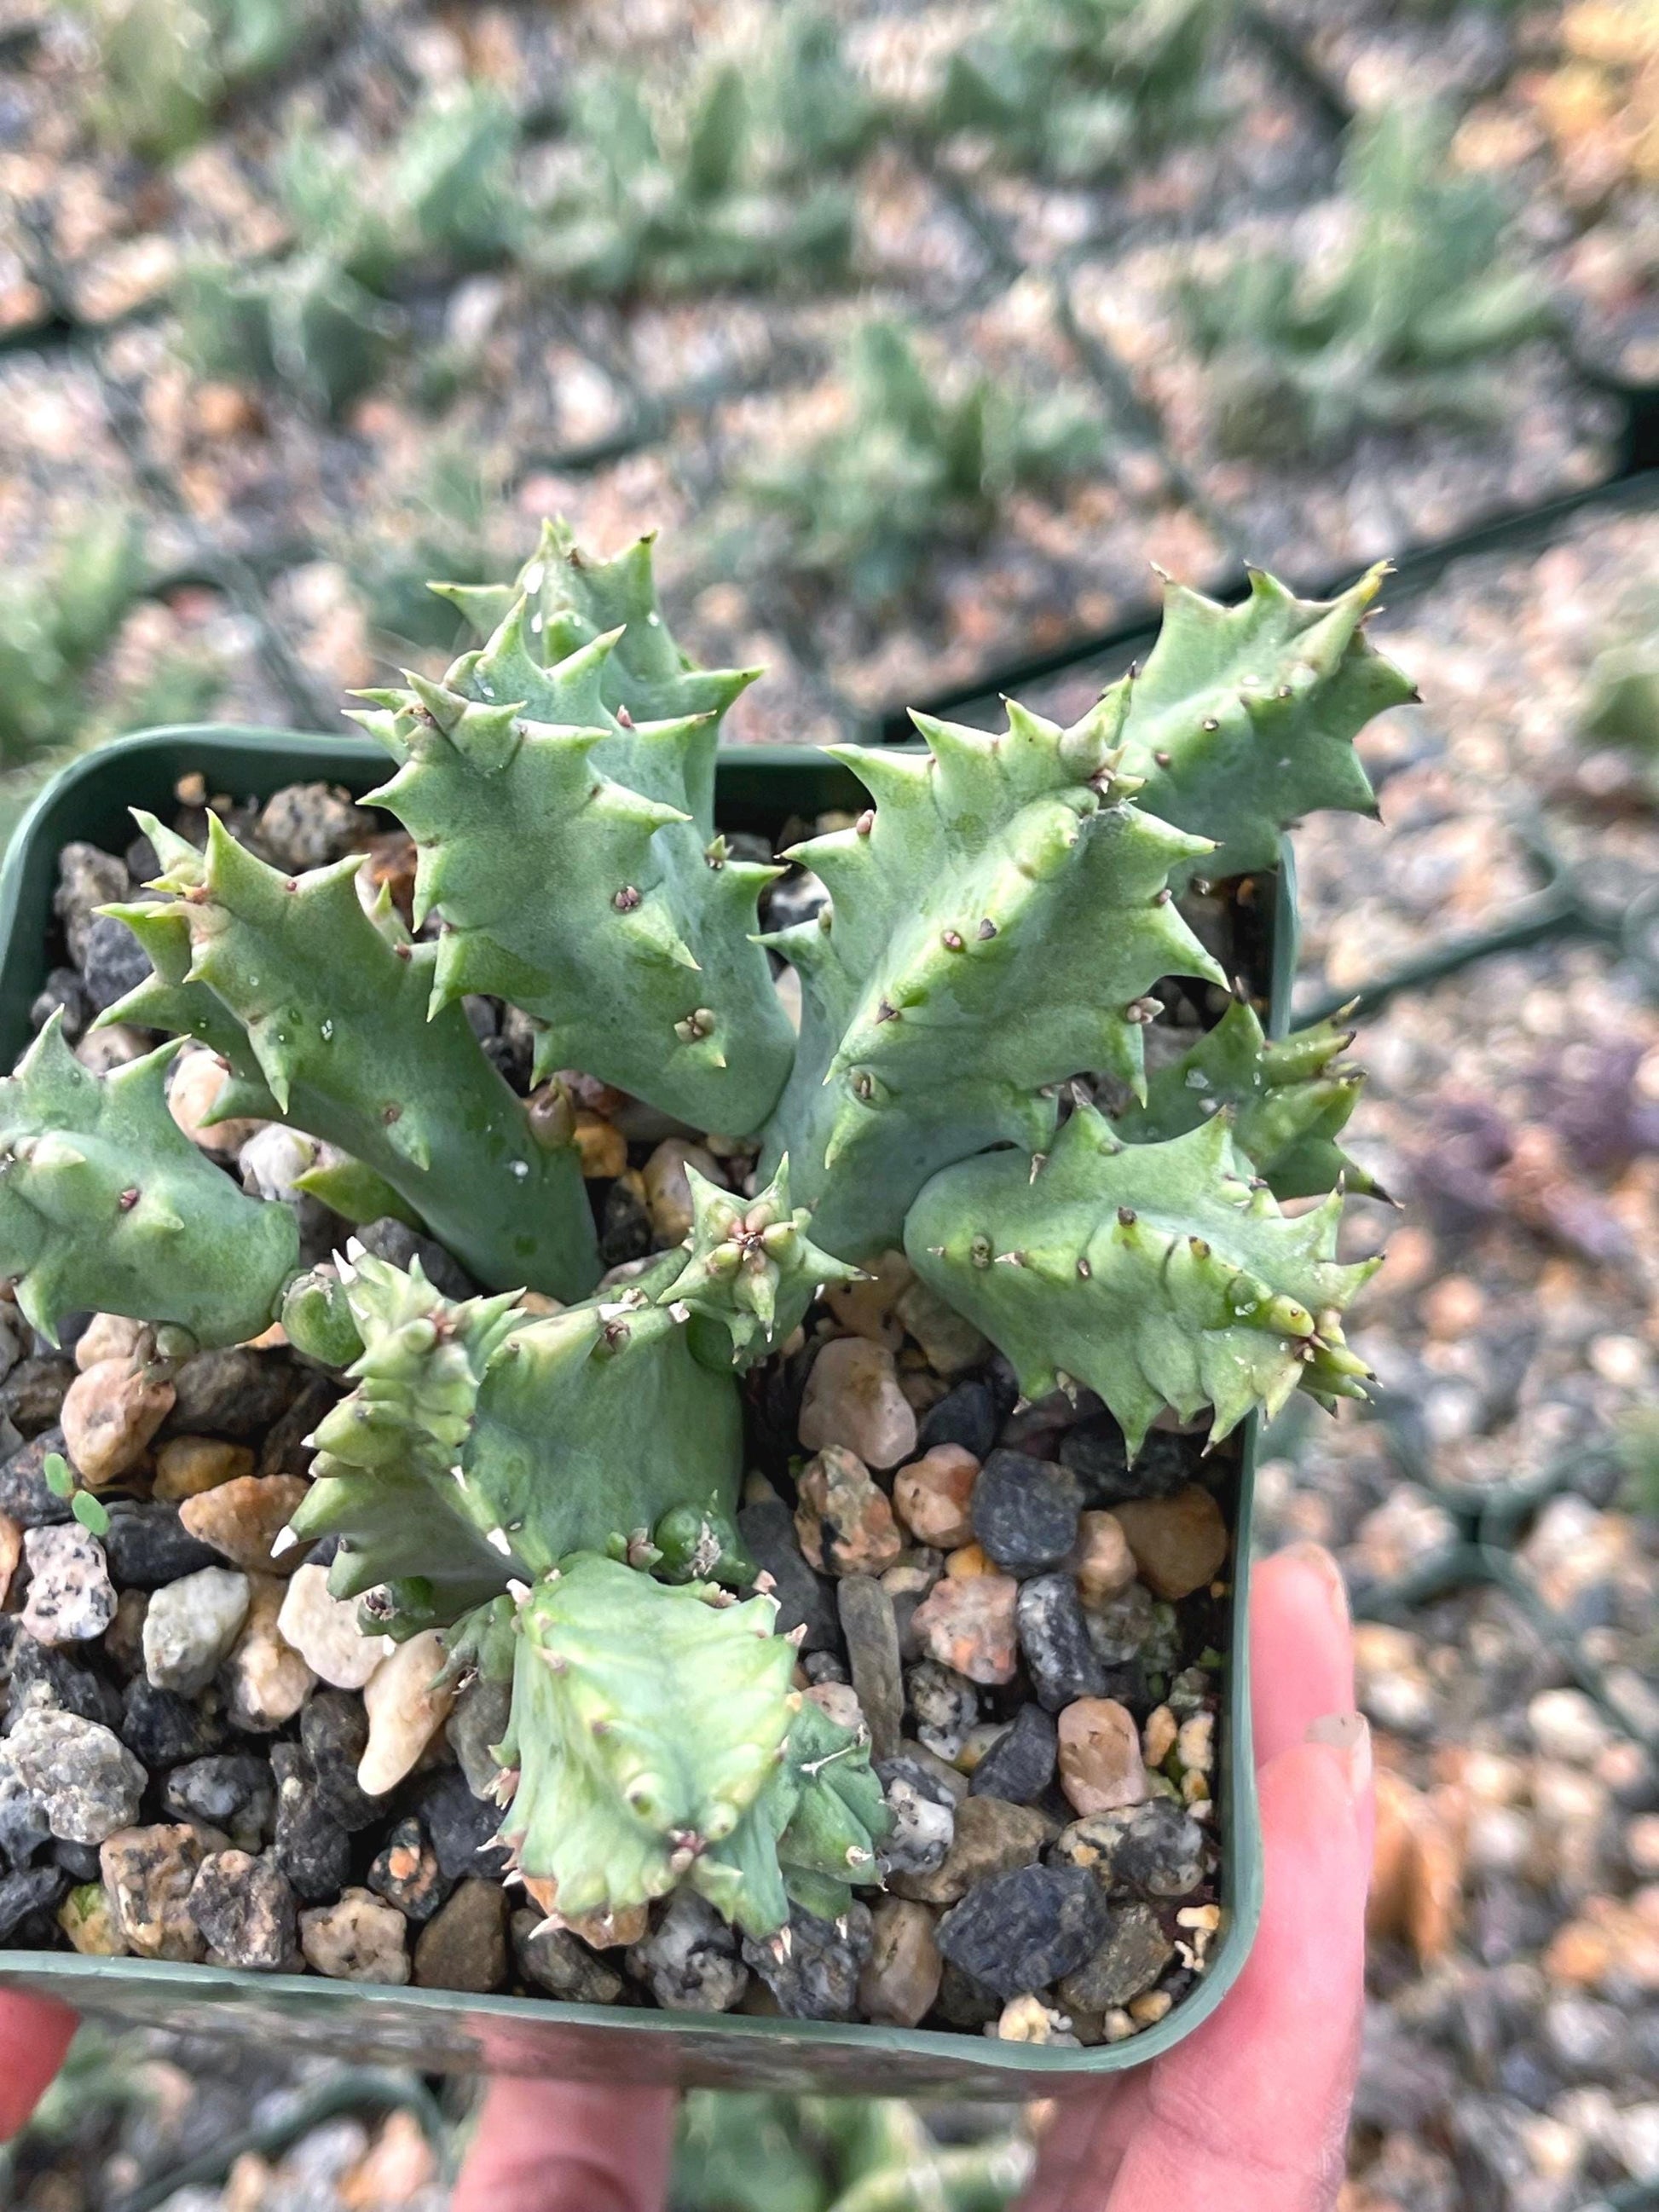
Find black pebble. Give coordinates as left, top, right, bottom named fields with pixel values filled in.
left=971, top=1451, right=1082, bottom=1577
left=121, top=1678, right=226, bottom=1766
left=0, top=1429, right=76, bottom=1527
left=937, top=1863, right=1110, bottom=2001
left=301, top=1692, right=383, bottom=1832
left=9, top=1635, right=124, bottom=1734
left=30, top=968, right=90, bottom=1043
left=367, top=1816, right=451, bottom=1924
left=598, top=1182, right=653, bottom=1268
left=968, top=1704, right=1058, bottom=1805
left=916, top=1381, right=997, bottom=1462
left=0, top=1359, right=76, bottom=1439
left=51, top=1839, right=102, bottom=1881
left=0, top=1864, right=68, bottom=1940
left=162, top=1754, right=276, bottom=1849
left=272, top=1742, right=350, bottom=1902
left=78, top=912, right=153, bottom=1012
left=352, top=1220, right=476, bottom=1304
left=101, top=1503, right=222, bottom=1589
left=418, top=1766, right=508, bottom=1882
left=1016, top=1575, right=1108, bottom=1712
left=737, top=1499, right=838, bottom=1652
left=1059, top=1417, right=1192, bottom=1507
left=165, top=1349, right=298, bottom=1440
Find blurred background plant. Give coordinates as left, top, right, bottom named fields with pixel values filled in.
left=68, top=0, right=344, bottom=160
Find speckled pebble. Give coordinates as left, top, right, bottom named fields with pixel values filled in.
left=100, top=1823, right=208, bottom=1961
left=876, top=1754, right=957, bottom=1878
left=794, top=1446, right=903, bottom=1577
left=628, top=1890, right=749, bottom=2013
left=1016, top=1574, right=1109, bottom=1712
left=1, top=1707, right=146, bottom=1845
left=512, top=1909, right=624, bottom=2004
left=299, top=1886, right=410, bottom=1984
left=910, top=1573, right=1019, bottom=1685
left=367, top=1817, right=450, bottom=1925
left=189, top=1849, right=296, bottom=1971
left=905, top=1658, right=981, bottom=1760
left=971, top=1451, right=1083, bottom=1577
left=742, top=1899, right=873, bottom=2020
left=20, top=1523, right=116, bottom=1646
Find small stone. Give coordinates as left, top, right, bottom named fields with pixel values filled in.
left=302, top=1691, right=383, bottom=1832
left=276, top=1565, right=390, bottom=1691
left=1018, top=1575, right=1109, bottom=1712
left=0, top=1512, right=23, bottom=1614
left=74, top=1316, right=147, bottom=1372
left=78, top=912, right=152, bottom=1013
left=1056, top=1901, right=1176, bottom=2013
left=641, top=1139, right=725, bottom=1242
left=910, top=1574, right=1019, bottom=1685
left=837, top=1576, right=904, bottom=1762
left=103, top=1589, right=148, bottom=1678
left=447, top=1675, right=513, bottom=1799
left=512, top=1909, right=625, bottom=2003
left=994, top=1993, right=1080, bottom=2044
left=223, top=1575, right=315, bottom=1731
left=1528, top=1689, right=1611, bottom=1767
left=858, top=1897, right=942, bottom=2027
left=937, top=1863, right=1111, bottom=2001
left=100, top=1822, right=208, bottom=1960
left=876, top=1754, right=957, bottom=1878
left=1059, top=1418, right=1190, bottom=1507
left=971, top=1451, right=1083, bottom=1578
left=418, top=1767, right=507, bottom=1882
left=0, top=1430, right=76, bottom=1528
left=1176, top=1712, right=1213, bottom=1776
left=737, top=1498, right=838, bottom=1650
left=413, top=1877, right=509, bottom=1992
left=367, top=1817, right=450, bottom=1924
left=1057, top=1700, right=1150, bottom=1817
left=916, top=1380, right=998, bottom=1461
left=798, top=1338, right=917, bottom=1470
left=934, top=1957, right=1004, bottom=2030
left=3, top=1360, right=75, bottom=1441
left=742, top=1899, right=872, bottom=2020
left=0, top=1764, right=51, bottom=1867
left=824, top=1250, right=911, bottom=1345
left=255, top=782, right=370, bottom=872
left=893, top=1279, right=989, bottom=1376
left=168, top=1349, right=296, bottom=1438
left=969, top=1704, right=1058, bottom=1805
left=8, top=1628, right=121, bottom=1730
left=548, top=1900, right=649, bottom=1951
left=142, top=1568, right=251, bottom=1694
left=794, top=1447, right=902, bottom=1577
left=893, top=1446, right=980, bottom=1550
left=153, top=1437, right=257, bottom=1502
left=55, top=842, right=129, bottom=967
left=20, top=1523, right=117, bottom=1645
left=905, top=1658, right=981, bottom=1759
left=360, top=1631, right=456, bottom=1796
left=238, top=1123, right=322, bottom=1204
left=167, top=1047, right=263, bottom=1154
left=300, top=1887, right=410, bottom=1984
left=120, top=1678, right=226, bottom=1765
left=100, top=1502, right=221, bottom=1588
left=355, top=1217, right=476, bottom=1302
left=2, top=1707, right=146, bottom=1843
left=890, top=1795, right=1056, bottom=1907
left=1111, top=1487, right=1228, bottom=1602
left=804, top=1679, right=864, bottom=1735
left=189, top=1849, right=296, bottom=1970
left=161, top=1756, right=275, bottom=1851
left=1082, top=1580, right=1156, bottom=1665
left=61, top=1358, right=174, bottom=1487
left=272, top=1741, right=350, bottom=1902
left=0, top=1863, right=67, bottom=1940
left=1072, top=1511, right=1136, bottom=1605
left=178, top=1475, right=311, bottom=1575
left=59, top=1879, right=124, bottom=1955
left=628, top=1891, right=749, bottom=2012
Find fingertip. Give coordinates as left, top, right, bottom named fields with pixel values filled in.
left=0, top=1993, right=78, bottom=2142
left=1250, top=1543, right=1356, bottom=1770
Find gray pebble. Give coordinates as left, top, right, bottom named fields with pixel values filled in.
left=54, top=841, right=128, bottom=967
left=1059, top=1419, right=1191, bottom=1507
left=166, top=1349, right=298, bottom=1440
left=142, top=1568, right=250, bottom=1694
left=121, top=1678, right=227, bottom=1766
left=272, top=1742, right=350, bottom=1903
left=254, top=783, right=370, bottom=873
left=301, top=1691, right=382, bottom=1833
left=1016, top=1575, right=1108, bottom=1712
left=512, top=1909, right=624, bottom=2005
left=936, top=1863, right=1110, bottom=2000
left=353, top=1220, right=475, bottom=1304
left=738, top=1498, right=838, bottom=1651
left=21, top=1524, right=117, bottom=1646
left=1083, top=1581, right=1157, bottom=1666
left=968, top=1704, right=1058, bottom=1805
left=876, top=1754, right=957, bottom=1878
left=2, top=1707, right=146, bottom=1844
left=837, top=1576, right=903, bottom=1763
left=78, top=913, right=153, bottom=1012
left=905, top=1659, right=979, bottom=1762
left=742, top=1900, right=872, bottom=2021
left=971, top=1452, right=1082, bottom=1578
left=1, top=1363, right=76, bottom=1441
left=8, top=1631, right=123, bottom=1734
left=0, top=1765, right=51, bottom=1868
left=447, top=1675, right=512, bottom=1800
left=0, top=1429, right=75, bottom=1528
left=162, top=1756, right=275, bottom=1851
left=628, top=1891, right=749, bottom=2013
left=0, top=1863, right=67, bottom=1939
left=1056, top=1901, right=1175, bottom=2012
left=189, top=1849, right=296, bottom=1971
left=1053, top=1799, right=1208, bottom=1899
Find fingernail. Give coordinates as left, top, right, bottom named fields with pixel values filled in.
left=1280, top=1539, right=1350, bottom=1637
left=1305, top=1709, right=1372, bottom=1800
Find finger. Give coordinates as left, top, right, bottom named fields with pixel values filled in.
left=1249, top=1543, right=1356, bottom=1770
left=0, top=1991, right=78, bottom=2141
left=1025, top=1733, right=1370, bottom=2212
left=451, top=2081, right=675, bottom=2212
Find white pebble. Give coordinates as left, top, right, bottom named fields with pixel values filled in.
left=276, top=1564, right=391, bottom=1690
left=142, top=1568, right=251, bottom=1694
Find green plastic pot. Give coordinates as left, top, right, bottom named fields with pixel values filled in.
left=0, top=726, right=1292, bottom=2094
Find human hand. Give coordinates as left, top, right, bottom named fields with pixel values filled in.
left=453, top=1539, right=1372, bottom=2212
left=0, top=1989, right=77, bottom=2141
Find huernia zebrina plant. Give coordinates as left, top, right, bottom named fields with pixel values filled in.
left=0, top=519, right=1407, bottom=1947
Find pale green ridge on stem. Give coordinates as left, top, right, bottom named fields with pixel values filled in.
left=496, top=1556, right=798, bottom=1923
left=0, top=1012, right=298, bottom=1347
left=98, top=810, right=599, bottom=1300
left=355, top=520, right=793, bottom=1133
left=758, top=689, right=1224, bottom=1259
left=1118, top=995, right=1381, bottom=1199
left=1117, top=563, right=1412, bottom=881
left=905, top=1102, right=1377, bottom=1456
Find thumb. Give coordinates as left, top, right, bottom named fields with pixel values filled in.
left=451, top=2081, right=676, bottom=2212
left=0, top=1992, right=78, bottom=2141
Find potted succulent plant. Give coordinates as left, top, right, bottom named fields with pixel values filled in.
left=0, top=521, right=1405, bottom=2092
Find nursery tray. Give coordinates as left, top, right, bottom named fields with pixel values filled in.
left=0, top=725, right=1286, bottom=2094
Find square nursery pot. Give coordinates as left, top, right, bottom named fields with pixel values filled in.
left=0, top=724, right=1295, bottom=2095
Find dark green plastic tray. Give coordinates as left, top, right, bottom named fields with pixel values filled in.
left=0, top=727, right=1283, bottom=2094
